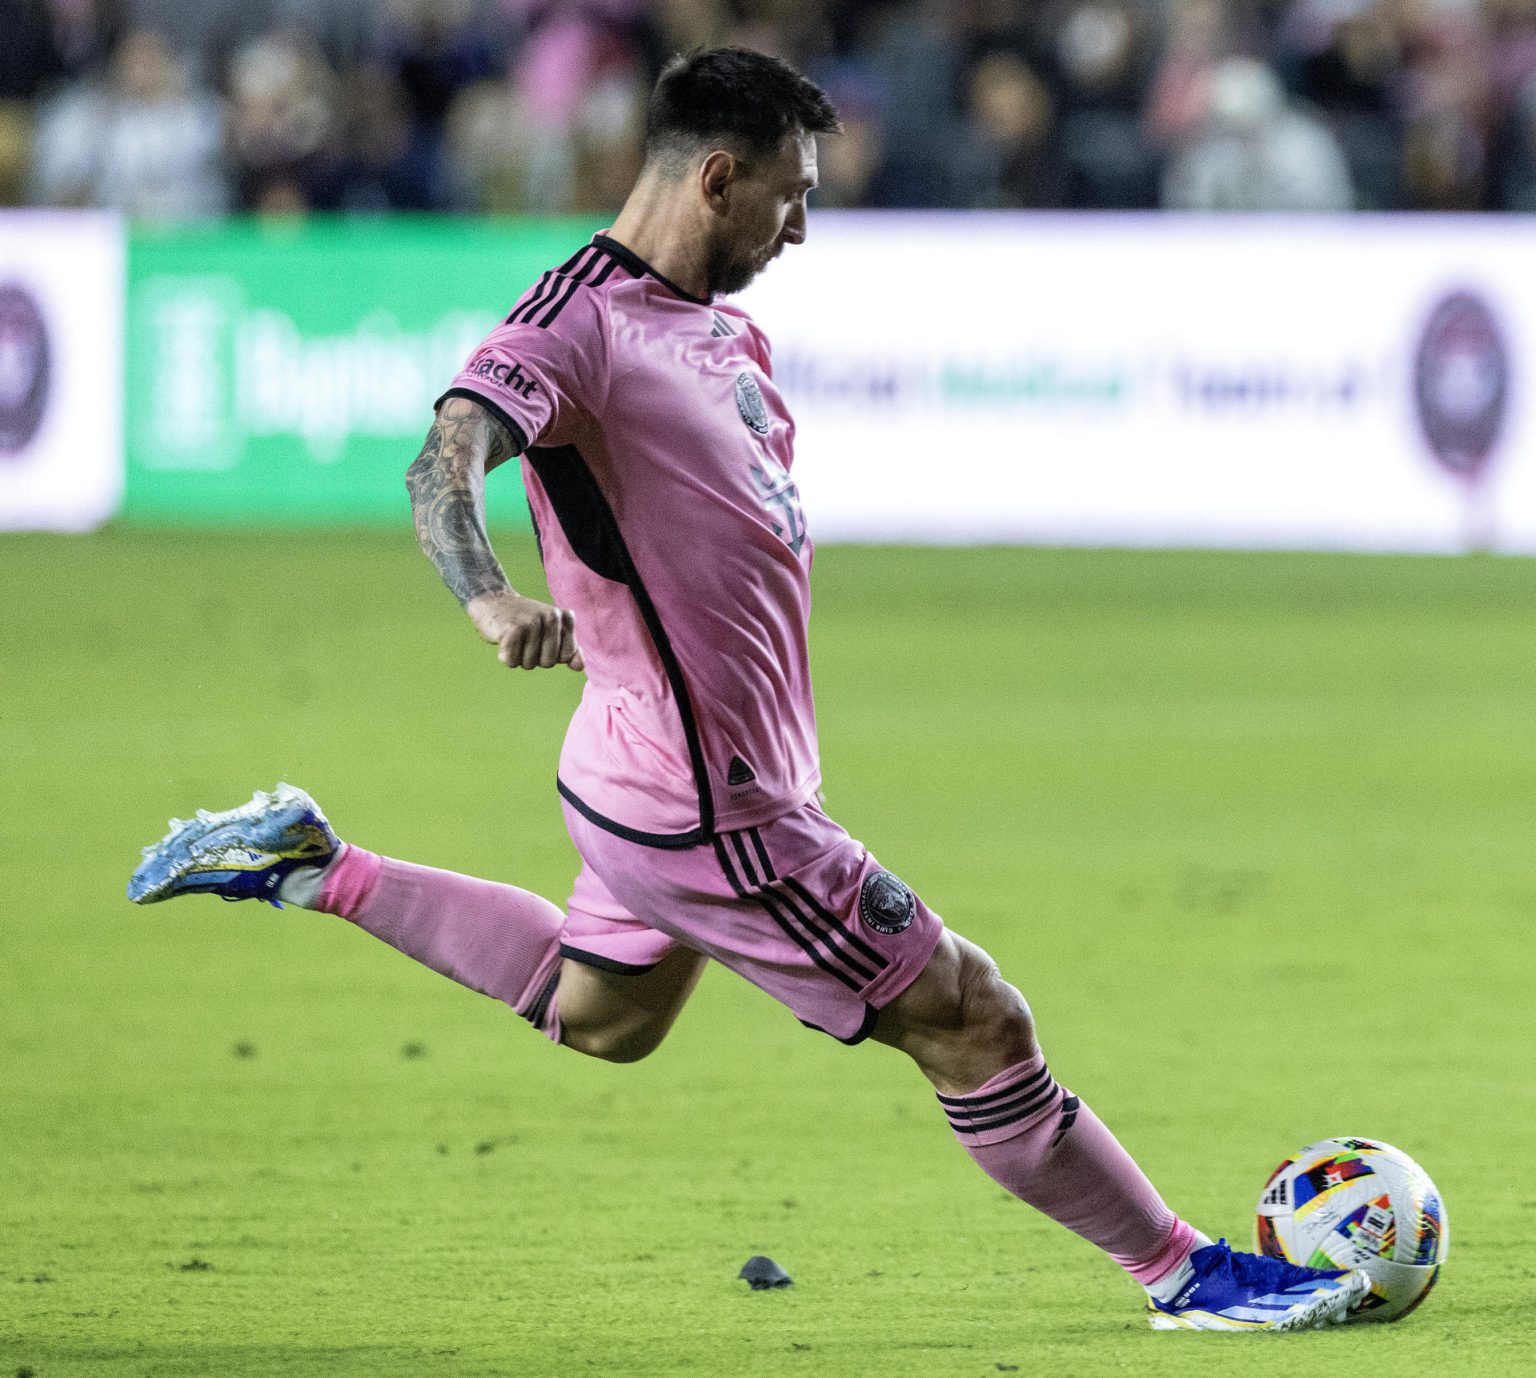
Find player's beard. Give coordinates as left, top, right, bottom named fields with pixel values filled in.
left=705, top=234, right=781, bottom=296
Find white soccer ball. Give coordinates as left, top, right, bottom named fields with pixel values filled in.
left=1254, top=1137, right=1447, bottom=1322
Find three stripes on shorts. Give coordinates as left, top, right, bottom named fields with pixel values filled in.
left=712, top=827, right=889, bottom=994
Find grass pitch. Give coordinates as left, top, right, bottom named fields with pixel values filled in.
left=2, top=531, right=1533, bottom=1378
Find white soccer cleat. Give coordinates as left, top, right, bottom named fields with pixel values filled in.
left=127, top=783, right=338, bottom=907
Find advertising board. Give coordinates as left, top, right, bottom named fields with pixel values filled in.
left=0, top=212, right=124, bottom=531
left=740, top=214, right=1536, bottom=552
left=125, top=219, right=601, bottom=524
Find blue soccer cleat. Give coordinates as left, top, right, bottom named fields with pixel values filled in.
left=1147, top=1239, right=1371, bottom=1332
left=127, top=783, right=338, bottom=908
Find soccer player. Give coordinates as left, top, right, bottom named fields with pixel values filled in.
left=129, top=48, right=1369, bottom=1332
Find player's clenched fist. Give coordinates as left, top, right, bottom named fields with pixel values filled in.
left=466, top=590, right=585, bottom=671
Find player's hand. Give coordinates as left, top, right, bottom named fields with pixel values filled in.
left=465, top=590, right=585, bottom=672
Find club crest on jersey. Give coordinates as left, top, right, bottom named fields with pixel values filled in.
left=860, top=870, right=915, bottom=935
left=735, top=372, right=769, bottom=434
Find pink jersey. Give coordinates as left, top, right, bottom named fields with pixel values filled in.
left=437, top=234, right=819, bottom=846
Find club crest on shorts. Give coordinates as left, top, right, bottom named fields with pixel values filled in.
left=860, top=870, right=914, bottom=935
left=735, top=372, right=769, bottom=434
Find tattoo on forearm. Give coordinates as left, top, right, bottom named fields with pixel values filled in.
left=405, top=398, right=516, bottom=605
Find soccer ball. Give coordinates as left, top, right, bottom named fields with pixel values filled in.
left=1254, top=1137, right=1447, bottom=1322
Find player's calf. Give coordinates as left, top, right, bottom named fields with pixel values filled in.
left=877, top=929, right=1369, bottom=1331
left=127, top=784, right=568, bottom=1040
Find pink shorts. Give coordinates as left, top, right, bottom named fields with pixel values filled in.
left=559, top=799, right=945, bottom=1043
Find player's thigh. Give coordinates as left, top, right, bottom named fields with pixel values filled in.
left=556, top=859, right=707, bottom=1061
left=556, top=946, right=709, bottom=1061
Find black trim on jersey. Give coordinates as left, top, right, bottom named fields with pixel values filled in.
left=528, top=441, right=716, bottom=843
left=537, top=255, right=619, bottom=329
left=508, top=246, right=597, bottom=326
left=522, top=446, right=626, bottom=583
left=558, top=942, right=660, bottom=975
left=437, top=250, right=614, bottom=450
left=432, top=387, right=530, bottom=455
left=528, top=506, right=544, bottom=563
left=506, top=269, right=552, bottom=325
left=559, top=778, right=706, bottom=849
left=590, top=233, right=712, bottom=305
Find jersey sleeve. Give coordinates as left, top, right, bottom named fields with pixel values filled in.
left=435, top=295, right=605, bottom=452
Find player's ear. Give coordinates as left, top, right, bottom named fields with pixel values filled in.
left=700, top=150, right=737, bottom=213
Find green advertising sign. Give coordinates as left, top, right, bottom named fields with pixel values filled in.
left=125, top=218, right=603, bottom=524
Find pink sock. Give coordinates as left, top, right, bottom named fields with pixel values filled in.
left=316, top=844, right=564, bottom=1042
left=940, top=1053, right=1195, bottom=1285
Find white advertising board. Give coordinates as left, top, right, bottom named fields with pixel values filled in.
left=0, top=212, right=125, bottom=531
left=740, top=214, right=1536, bottom=551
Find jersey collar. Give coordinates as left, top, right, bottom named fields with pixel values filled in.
left=591, top=233, right=713, bottom=305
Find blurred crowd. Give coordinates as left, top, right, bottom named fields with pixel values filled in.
left=2, top=0, right=1535, bottom=216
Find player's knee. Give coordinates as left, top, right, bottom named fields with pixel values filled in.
left=875, top=933, right=1037, bottom=1091
left=953, top=945, right=1035, bottom=1061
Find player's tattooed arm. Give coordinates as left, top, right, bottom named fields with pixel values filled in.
left=406, top=396, right=584, bottom=671
left=405, top=396, right=516, bottom=605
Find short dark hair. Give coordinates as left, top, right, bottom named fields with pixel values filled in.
left=644, top=47, right=841, bottom=173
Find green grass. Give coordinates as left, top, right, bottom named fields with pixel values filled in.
left=2, top=531, right=1533, bottom=1377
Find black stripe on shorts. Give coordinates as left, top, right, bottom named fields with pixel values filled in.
left=743, top=827, right=891, bottom=981
left=712, top=832, right=884, bottom=993
left=741, top=828, right=889, bottom=983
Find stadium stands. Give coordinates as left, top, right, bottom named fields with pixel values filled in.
left=3, top=0, right=1534, bottom=215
